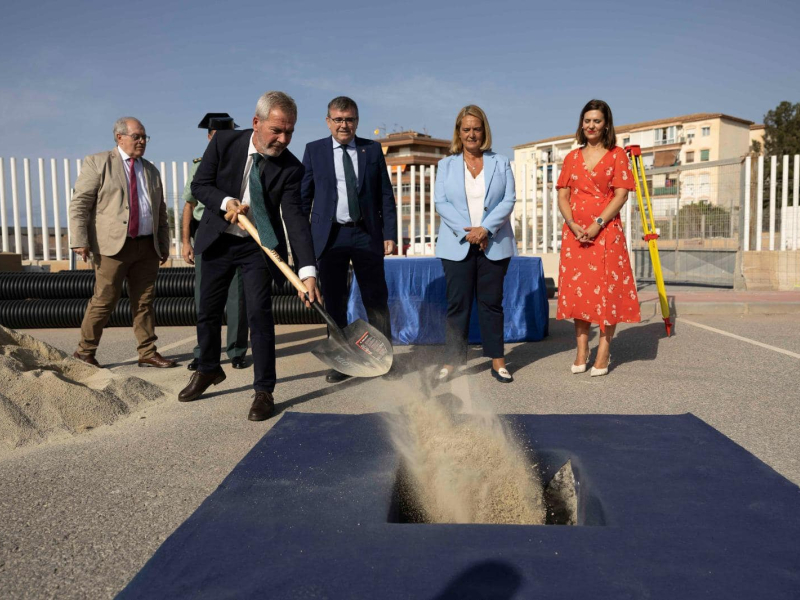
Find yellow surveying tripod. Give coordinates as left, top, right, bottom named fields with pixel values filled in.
left=625, top=145, right=672, bottom=336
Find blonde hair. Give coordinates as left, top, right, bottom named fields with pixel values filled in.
left=450, top=105, right=492, bottom=155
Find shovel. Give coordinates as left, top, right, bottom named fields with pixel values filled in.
left=236, top=214, right=393, bottom=377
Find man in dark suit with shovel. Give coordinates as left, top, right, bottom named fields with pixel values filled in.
left=178, top=91, right=319, bottom=421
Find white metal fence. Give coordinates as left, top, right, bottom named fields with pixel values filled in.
left=1, top=154, right=798, bottom=265
left=743, top=154, right=800, bottom=252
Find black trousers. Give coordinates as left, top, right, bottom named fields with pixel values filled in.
left=197, top=234, right=275, bottom=392
left=317, top=223, right=391, bottom=340
left=441, top=244, right=511, bottom=365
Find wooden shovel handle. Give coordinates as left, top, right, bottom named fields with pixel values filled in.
left=237, top=214, right=309, bottom=295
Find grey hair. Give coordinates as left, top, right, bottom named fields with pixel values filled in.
left=255, top=91, right=297, bottom=121
left=112, top=117, right=141, bottom=143
left=327, top=96, right=359, bottom=118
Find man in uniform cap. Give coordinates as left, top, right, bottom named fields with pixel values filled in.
left=181, top=113, right=249, bottom=370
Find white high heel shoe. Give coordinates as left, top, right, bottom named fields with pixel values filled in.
left=571, top=361, right=589, bottom=374
left=590, top=356, right=611, bottom=377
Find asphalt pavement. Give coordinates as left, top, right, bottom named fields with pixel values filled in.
left=1, top=291, right=799, bottom=599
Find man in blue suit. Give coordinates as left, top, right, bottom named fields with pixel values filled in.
left=300, top=96, right=398, bottom=382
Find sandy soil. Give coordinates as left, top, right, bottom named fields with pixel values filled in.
left=0, top=326, right=164, bottom=453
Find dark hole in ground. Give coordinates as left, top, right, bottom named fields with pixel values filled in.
left=387, top=456, right=605, bottom=526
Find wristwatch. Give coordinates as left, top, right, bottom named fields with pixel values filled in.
left=595, top=216, right=605, bottom=227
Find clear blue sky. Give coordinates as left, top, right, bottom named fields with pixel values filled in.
left=1, top=0, right=798, bottom=164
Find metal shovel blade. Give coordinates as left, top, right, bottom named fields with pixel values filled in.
left=311, top=318, right=393, bottom=377
left=229, top=215, right=392, bottom=378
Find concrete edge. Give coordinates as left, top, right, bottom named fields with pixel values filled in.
left=548, top=300, right=800, bottom=318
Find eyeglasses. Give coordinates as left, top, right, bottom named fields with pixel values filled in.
left=328, top=117, right=358, bottom=125
left=120, top=133, right=151, bottom=142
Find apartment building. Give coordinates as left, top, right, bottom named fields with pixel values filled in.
left=512, top=113, right=758, bottom=221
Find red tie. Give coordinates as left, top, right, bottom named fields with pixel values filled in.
left=128, top=158, right=140, bottom=238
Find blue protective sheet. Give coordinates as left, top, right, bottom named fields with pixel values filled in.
left=347, top=256, right=549, bottom=345
left=119, top=412, right=800, bottom=600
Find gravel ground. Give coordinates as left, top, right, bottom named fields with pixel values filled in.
left=1, top=312, right=799, bottom=599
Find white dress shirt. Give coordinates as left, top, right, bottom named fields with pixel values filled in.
left=117, top=147, right=153, bottom=236
left=221, top=135, right=316, bottom=281
left=464, top=160, right=485, bottom=228
left=333, top=137, right=358, bottom=224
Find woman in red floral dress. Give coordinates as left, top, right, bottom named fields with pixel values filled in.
left=556, top=99, right=640, bottom=376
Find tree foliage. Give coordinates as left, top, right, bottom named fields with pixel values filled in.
left=677, top=200, right=731, bottom=238
left=763, top=101, right=800, bottom=157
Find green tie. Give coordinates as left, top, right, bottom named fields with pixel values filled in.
left=341, top=144, right=361, bottom=222
left=248, top=153, right=279, bottom=249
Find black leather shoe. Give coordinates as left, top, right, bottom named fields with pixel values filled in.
left=178, top=368, right=226, bottom=402
left=187, top=358, right=199, bottom=371
left=231, top=356, right=249, bottom=369
left=248, top=391, right=275, bottom=421
left=491, top=367, right=513, bottom=383
left=325, top=369, right=351, bottom=384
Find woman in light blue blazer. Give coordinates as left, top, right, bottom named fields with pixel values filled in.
left=434, top=105, right=517, bottom=384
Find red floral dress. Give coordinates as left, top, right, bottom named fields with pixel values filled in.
left=556, top=147, right=640, bottom=329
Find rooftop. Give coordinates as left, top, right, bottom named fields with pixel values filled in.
left=514, top=113, right=757, bottom=149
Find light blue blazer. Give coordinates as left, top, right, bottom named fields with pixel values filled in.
left=434, top=151, right=517, bottom=262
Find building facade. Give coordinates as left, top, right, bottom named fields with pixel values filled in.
left=376, top=131, right=450, bottom=251
left=513, top=113, right=759, bottom=222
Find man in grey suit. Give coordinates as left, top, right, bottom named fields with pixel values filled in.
left=69, top=117, right=177, bottom=369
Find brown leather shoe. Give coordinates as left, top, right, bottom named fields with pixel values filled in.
left=72, top=351, right=101, bottom=368
left=248, top=391, right=275, bottom=421
left=138, top=352, right=177, bottom=368
left=178, top=368, right=226, bottom=402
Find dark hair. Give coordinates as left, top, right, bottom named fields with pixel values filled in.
left=575, top=99, right=616, bottom=149
left=327, top=96, right=359, bottom=118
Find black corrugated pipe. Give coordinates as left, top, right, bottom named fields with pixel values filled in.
left=0, top=269, right=297, bottom=300
left=0, top=296, right=324, bottom=329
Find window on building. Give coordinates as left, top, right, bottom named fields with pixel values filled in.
left=683, top=175, right=695, bottom=198
left=700, top=149, right=710, bottom=162
left=654, top=126, right=676, bottom=146
left=686, top=151, right=695, bottom=163
left=622, top=137, right=630, bottom=147
left=701, top=126, right=711, bottom=137
left=686, top=128, right=695, bottom=141
left=699, top=173, right=710, bottom=196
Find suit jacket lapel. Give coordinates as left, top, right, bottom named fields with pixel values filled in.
left=231, top=131, right=251, bottom=197
left=262, top=155, right=280, bottom=195
left=112, top=150, right=129, bottom=202
left=324, top=137, right=337, bottom=191
left=356, top=137, right=366, bottom=192
left=454, top=154, right=469, bottom=216
left=483, top=153, right=497, bottom=201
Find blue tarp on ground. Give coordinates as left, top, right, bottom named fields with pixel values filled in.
left=347, top=256, right=549, bottom=345
left=119, top=412, right=800, bottom=600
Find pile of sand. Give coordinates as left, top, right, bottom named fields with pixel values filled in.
left=0, top=325, right=164, bottom=452
left=390, top=393, right=546, bottom=525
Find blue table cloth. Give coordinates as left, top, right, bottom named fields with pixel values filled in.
left=347, top=256, right=549, bottom=345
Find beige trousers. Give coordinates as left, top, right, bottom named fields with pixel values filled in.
left=78, top=236, right=160, bottom=359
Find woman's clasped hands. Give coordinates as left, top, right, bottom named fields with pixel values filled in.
left=464, top=226, right=489, bottom=251
left=569, top=220, right=601, bottom=244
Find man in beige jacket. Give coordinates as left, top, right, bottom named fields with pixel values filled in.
left=70, top=116, right=177, bottom=368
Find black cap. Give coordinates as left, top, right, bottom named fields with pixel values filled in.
left=197, top=113, right=239, bottom=131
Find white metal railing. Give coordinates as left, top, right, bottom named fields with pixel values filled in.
left=743, top=154, right=800, bottom=251
left=391, top=164, right=438, bottom=256
left=0, top=156, right=195, bottom=262
left=4, top=153, right=799, bottom=265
